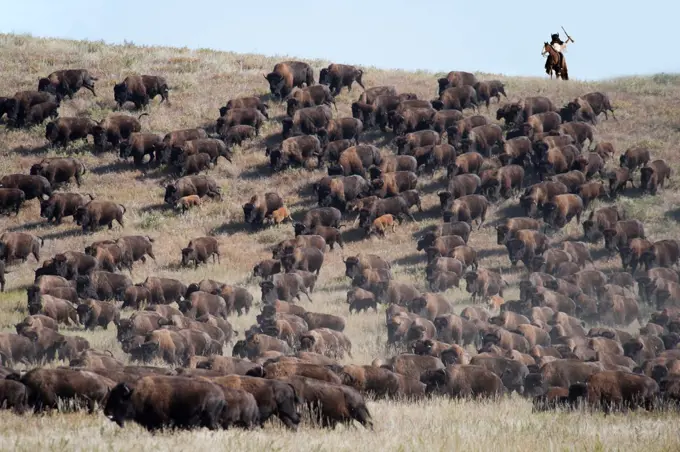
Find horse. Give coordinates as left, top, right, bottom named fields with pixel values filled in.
left=542, top=43, right=569, bottom=80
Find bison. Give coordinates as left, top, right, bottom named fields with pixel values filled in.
left=113, top=75, right=169, bottom=109
left=320, top=64, right=365, bottom=95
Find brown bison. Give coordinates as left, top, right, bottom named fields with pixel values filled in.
left=181, top=237, right=220, bottom=268
left=282, top=105, right=333, bottom=139
left=76, top=271, right=132, bottom=301
left=104, top=375, right=225, bottom=430
left=0, top=174, right=52, bottom=201
left=496, top=217, right=542, bottom=245
left=179, top=138, right=233, bottom=164
left=25, top=101, right=59, bottom=126
left=444, top=194, right=489, bottom=228
left=119, top=132, right=162, bottom=165
left=460, top=124, right=503, bottom=157
left=159, top=128, right=208, bottom=160
left=434, top=86, right=478, bottom=111
left=92, top=113, right=146, bottom=151
left=420, top=365, right=504, bottom=399
left=0, top=232, right=42, bottom=263
left=30, top=157, right=86, bottom=187
left=640, top=239, right=680, bottom=271
left=76, top=299, right=120, bottom=330
left=505, top=230, right=550, bottom=268
left=164, top=175, right=221, bottom=205
left=38, top=69, right=98, bottom=99
left=567, top=371, right=657, bottom=412
left=220, top=124, right=258, bottom=148
left=463, top=269, right=505, bottom=303
left=217, top=108, right=266, bottom=135
left=113, top=75, right=169, bottom=109
left=437, top=71, right=478, bottom=94
left=640, top=159, right=671, bottom=194
left=0, top=188, right=25, bottom=216
left=286, top=85, right=336, bottom=117
left=319, top=64, right=364, bottom=95
left=269, top=135, right=322, bottom=171
left=45, top=117, right=98, bottom=148
left=221, top=96, right=269, bottom=118
left=620, top=147, right=651, bottom=172
left=280, top=247, right=325, bottom=275
left=74, top=200, right=125, bottom=233
left=473, top=80, right=507, bottom=109
left=265, top=61, right=314, bottom=99
left=10, top=368, right=114, bottom=413
left=358, top=86, right=398, bottom=104
left=432, top=109, right=464, bottom=135
left=243, top=192, right=284, bottom=228
left=602, top=220, right=646, bottom=253
left=582, top=206, right=624, bottom=243
left=582, top=92, right=616, bottom=120
left=261, top=273, right=312, bottom=303
left=319, top=117, right=363, bottom=144
left=8, top=90, right=58, bottom=126
left=496, top=97, right=556, bottom=125
left=542, top=194, right=584, bottom=229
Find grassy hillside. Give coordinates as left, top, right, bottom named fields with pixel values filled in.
left=1, top=33, right=680, bottom=450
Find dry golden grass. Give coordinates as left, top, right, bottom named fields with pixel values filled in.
left=2, top=33, right=680, bottom=450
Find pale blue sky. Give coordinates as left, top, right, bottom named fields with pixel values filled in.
left=1, top=0, right=676, bottom=80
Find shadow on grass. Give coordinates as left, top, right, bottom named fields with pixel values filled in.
left=391, top=252, right=426, bottom=267
left=322, top=282, right=352, bottom=293
left=665, top=206, right=680, bottom=223
left=418, top=177, right=447, bottom=195
left=361, top=129, right=394, bottom=148
left=412, top=204, right=441, bottom=222
left=590, top=247, right=617, bottom=265
left=288, top=197, right=317, bottom=211
left=42, top=227, right=83, bottom=241
left=490, top=203, right=527, bottom=225
left=89, top=160, right=135, bottom=175
left=262, top=131, right=283, bottom=149
left=157, top=261, right=186, bottom=272
left=340, top=227, right=367, bottom=245
left=210, top=220, right=253, bottom=236
left=6, top=220, right=46, bottom=232
left=477, top=247, right=507, bottom=260
left=12, top=144, right=51, bottom=156
left=138, top=203, right=172, bottom=214
left=240, top=162, right=272, bottom=180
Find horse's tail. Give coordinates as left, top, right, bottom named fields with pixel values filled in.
left=562, top=63, right=569, bottom=81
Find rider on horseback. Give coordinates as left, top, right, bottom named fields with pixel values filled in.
left=545, top=33, right=568, bottom=75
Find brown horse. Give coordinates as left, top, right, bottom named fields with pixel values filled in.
left=542, top=43, right=569, bottom=80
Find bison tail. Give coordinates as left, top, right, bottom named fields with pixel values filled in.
left=146, top=236, right=155, bottom=243
left=38, top=236, right=44, bottom=246
left=86, top=193, right=95, bottom=200
left=119, top=204, right=127, bottom=214
left=137, top=113, right=150, bottom=120
left=80, top=162, right=87, bottom=175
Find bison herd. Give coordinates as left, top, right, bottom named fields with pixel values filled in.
left=0, top=59, right=679, bottom=433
